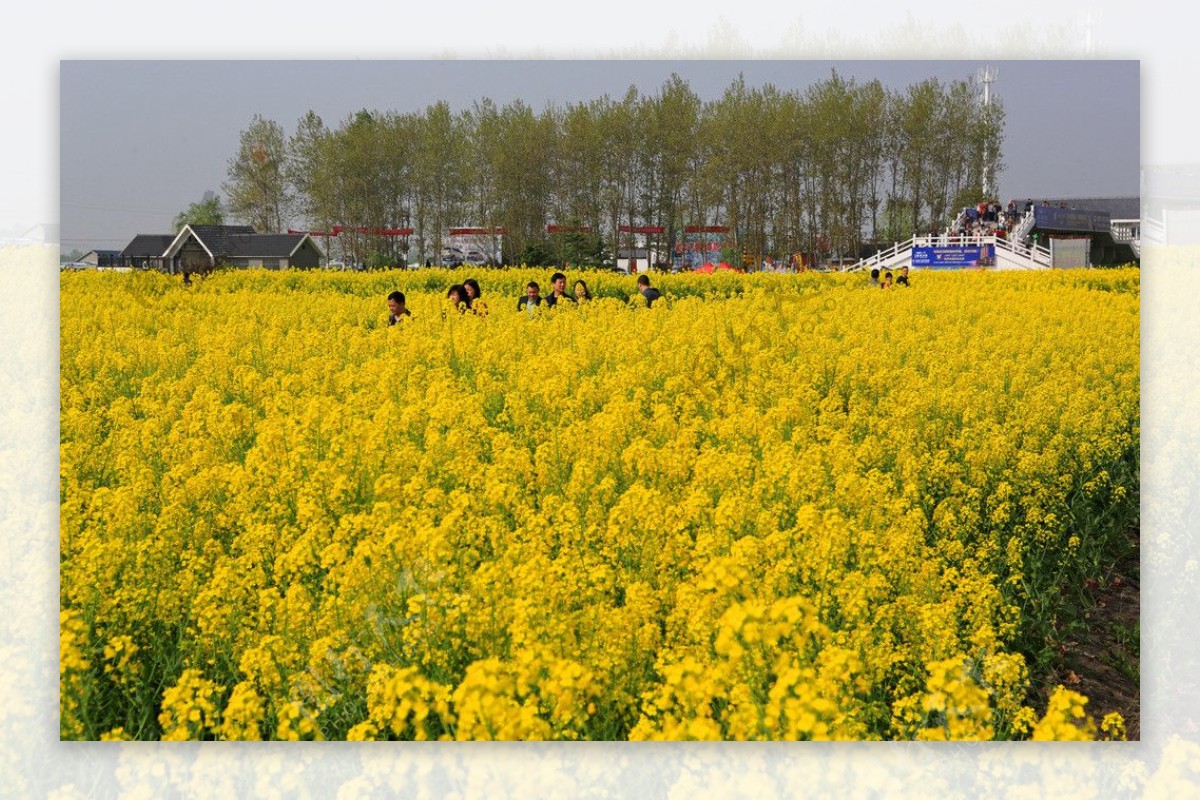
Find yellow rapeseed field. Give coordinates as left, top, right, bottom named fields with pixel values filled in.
left=60, top=267, right=1139, bottom=741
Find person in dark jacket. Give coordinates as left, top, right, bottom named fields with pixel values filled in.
left=387, top=290, right=411, bottom=324
left=545, top=272, right=576, bottom=307
left=637, top=274, right=662, bottom=307
left=518, top=281, right=543, bottom=312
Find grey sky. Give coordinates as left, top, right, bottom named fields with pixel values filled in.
left=10, top=0, right=1200, bottom=244
left=59, top=59, right=1138, bottom=253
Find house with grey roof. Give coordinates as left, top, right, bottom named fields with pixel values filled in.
left=81, top=249, right=123, bottom=267
left=120, top=235, right=176, bottom=269
left=121, top=225, right=325, bottom=273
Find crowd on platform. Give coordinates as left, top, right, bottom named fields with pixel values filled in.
left=949, top=199, right=1025, bottom=239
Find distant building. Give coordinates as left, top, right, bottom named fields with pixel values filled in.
left=618, top=247, right=649, bottom=274
left=22, top=223, right=59, bottom=244
left=1142, top=167, right=1200, bottom=245
left=1012, top=197, right=1140, bottom=264
left=1, top=223, right=58, bottom=246
left=120, top=235, right=175, bottom=270
left=80, top=249, right=122, bottom=267
left=120, top=225, right=325, bottom=272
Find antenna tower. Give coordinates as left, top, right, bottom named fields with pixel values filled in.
left=979, top=66, right=998, bottom=200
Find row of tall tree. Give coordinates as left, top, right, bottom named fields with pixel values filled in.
left=222, top=70, right=1004, bottom=267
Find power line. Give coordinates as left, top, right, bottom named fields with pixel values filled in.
left=59, top=237, right=140, bottom=244
left=61, top=202, right=172, bottom=215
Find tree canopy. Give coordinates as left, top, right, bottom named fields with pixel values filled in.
left=172, top=192, right=224, bottom=231
left=224, top=71, right=1004, bottom=266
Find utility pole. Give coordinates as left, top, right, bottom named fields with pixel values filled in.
left=979, top=66, right=998, bottom=200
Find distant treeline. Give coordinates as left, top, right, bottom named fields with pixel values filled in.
left=222, top=70, right=1004, bottom=267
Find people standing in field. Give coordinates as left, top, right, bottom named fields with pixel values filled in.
left=870, top=267, right=880, bottom=287
left=573, top=279, right=593, bottom=302
left=387, top=290, right=411, bottom=324
left=636, top=274, right=662, bottom=307
left=896, top=266, right=910, bottom=287
left=463, top=278, right=488, bottom=316
left=880, top=271, right=894, bottom=290
left=518, top=281, right=543, bottom=312
left=545, top=272, right=576, bottom=307
left=446, top=284, right=471, bottom=314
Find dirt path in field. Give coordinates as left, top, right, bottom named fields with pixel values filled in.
left=1038, top=527, right=1141, bottom=740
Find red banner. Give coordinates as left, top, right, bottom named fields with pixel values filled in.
left=295, top=226, right=414, bottom=236
left=335, top=226, right=413, bottom=236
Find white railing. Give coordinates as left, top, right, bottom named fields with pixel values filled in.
left=1142, top=216, right=1165, bottom=244
left=845, top=236, right=916, bottom=272
left=848, top=233, right=1051, bottom=272
left=993, top=234, right=1052, bottom=268
left=1110, top=223, right=1136, bottom=243
left=1012, top=207, right=1037, bottom=244
left=950, top=208, right=971, bottom=234
left=1109, top=222, right=1141, bottom=259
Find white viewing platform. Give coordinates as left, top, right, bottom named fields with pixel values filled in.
left=845, top=233, right=1052, bottom=273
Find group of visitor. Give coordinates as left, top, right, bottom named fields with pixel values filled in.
left=387, top=271, right=663, bottom=324
left=869, top=265, right=911, bottom=289
left=516, top=272, right=591, bottom=311
left=443, top=278, right=489, bottom=316
left=949, top=197, right=1071, bottom=240
left=515, top=272, right=661, bottom=310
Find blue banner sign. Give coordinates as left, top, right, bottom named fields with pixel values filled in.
left=911, top=244, right=995, bottom=268
left=1033, top=206, right=1111, bottom=233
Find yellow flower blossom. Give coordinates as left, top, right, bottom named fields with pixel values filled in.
left=59, top=268, right=1139, bottom=740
